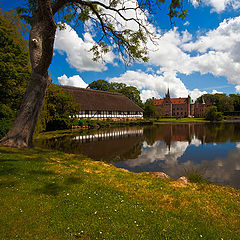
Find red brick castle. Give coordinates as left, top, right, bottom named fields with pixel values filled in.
left=152, top=90, right=208, bottom=118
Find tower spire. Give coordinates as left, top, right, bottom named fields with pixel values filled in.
left=166, top=88, right=170, bottom=98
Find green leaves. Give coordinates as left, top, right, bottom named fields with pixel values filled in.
left=36, top=84, right=81, bottom=132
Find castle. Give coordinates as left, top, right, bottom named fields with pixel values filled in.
left=152, top=90, right=207, bottom=118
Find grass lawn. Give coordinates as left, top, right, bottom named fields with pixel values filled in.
left=154, top=118, right=209, bottom=124
left=0, top=146, right=239, bottom=239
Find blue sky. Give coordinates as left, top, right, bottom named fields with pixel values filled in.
left=1, top=0, right=240, bottom=101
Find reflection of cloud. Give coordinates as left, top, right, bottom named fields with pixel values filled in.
left=119, top=139, right=240, bottom=188
left=204, top=150, right=240, bottom=188
left=191, top=136, right=201, bottom=147
left=123, top=141, right=188, bottom=167
left=236, top=142, right=240, bottom=149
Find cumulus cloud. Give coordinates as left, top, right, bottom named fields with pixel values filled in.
left=109, top=70, right=190, bottom=101
left=58, top=74, right=88, bottom=88
left=54, top=24, right=115, bottom=72
left=189, top=89, right=207, bottom=101
left=190, top=0, right=240, bottom=13
left=235, top=85, right=240, bottom=92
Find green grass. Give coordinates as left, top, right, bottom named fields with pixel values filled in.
left=153, top=118, right=209, bottom=124
left=0, top=147, right=239, bottom=239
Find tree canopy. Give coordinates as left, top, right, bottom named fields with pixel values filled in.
left=88, top=80, right=143, bottom=107
left=0, top=9, right=30, bottom=137
left=36, top=84, right=80, bottom=132
left=17, top=0, right=188, bottom=63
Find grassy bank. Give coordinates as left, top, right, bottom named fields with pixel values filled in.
left=153, top=118, right=209, bottom=124
left=0, top=147, right=239, bottom=239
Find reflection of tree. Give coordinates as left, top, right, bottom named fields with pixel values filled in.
left=143, top=126, right=158, bottom=146
left=204, top=123, right=240, bottom=143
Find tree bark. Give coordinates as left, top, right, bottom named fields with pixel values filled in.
left=0, top=72, right=51, bottom=147
left=0, top=0, right=57, bottom=148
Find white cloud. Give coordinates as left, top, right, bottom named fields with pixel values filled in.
left=146, top=16, right=240, bottom=86
left=54, top=24, right=115, bottom=72
left=58, top=74, right=88, bottom=88
left=211, top=90, right=223, bottom=94
left=109, top=70, right=189, bottom=101
left=190, top=0, right=240, bottom=13
left=235, top=85, right=240, bottom=92
left=189, top=89, right=207, bottom=101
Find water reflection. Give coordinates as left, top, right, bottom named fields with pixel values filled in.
left=34, top=123, right=240, bottom=188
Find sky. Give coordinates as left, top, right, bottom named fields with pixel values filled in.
left=1, top=0, right=240, bottom=102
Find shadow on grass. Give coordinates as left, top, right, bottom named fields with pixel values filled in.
left=0, top=180, right=17, bottom=188
left=35, top=182, right=66, bottom=196
left=64, top=176, right=84, bottom=185
left=0, top=163, right=18, bottom=176
left=29, top=170, right=57, bottom=176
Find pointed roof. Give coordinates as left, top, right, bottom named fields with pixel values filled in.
left=165, top=88, right=170, bottom=98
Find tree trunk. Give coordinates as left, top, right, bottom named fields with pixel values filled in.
left=0, top=0, right=57, bottom=148
left=0, top=72, right=51, bottom=147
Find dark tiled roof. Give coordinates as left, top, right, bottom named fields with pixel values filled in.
left=61, top=85, right=143, bottom=112
left=170, top=98, right=188, bottom=104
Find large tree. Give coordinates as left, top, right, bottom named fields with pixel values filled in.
left=0, top=0, right=187, bottom=147
left=0, top=9, right=30, bottom=138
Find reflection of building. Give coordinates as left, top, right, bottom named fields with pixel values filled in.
left=61, top=86, right=143, bottom=120
left=152, top=90, right=208, bottom=118
left=73, top=129, right=143, bottom=143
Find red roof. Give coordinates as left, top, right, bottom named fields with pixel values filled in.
left=153, top=97, right=188, bottom=105
left=171, top=98, right=188, bottom=104
left=153, top=99, right=164, bottom=105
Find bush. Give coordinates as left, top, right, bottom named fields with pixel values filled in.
left=184, top=168, right=209, bottom=184
left=205, top=106, right=223, bottom=121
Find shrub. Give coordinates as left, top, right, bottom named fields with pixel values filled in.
left=205, top=106, right=223, bottom=122
left=184, top=168, right=209, bottom=184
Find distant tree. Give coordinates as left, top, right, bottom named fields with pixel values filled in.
left=1, top=0, right=187, bottom=147
left=144, top=98, right=155, bottom=118
left=87, top=79, right=112, bottom=91
left=197, top=93, right=234, bottom=113
left=88, top=80, right=143, bottom=107
left=0, top=9, right=30, bottom=137
left=229, top=94, right=240, bottom=111
left=205, top=106, right=223, bottom=122
left=110, top=82, right=127, bottom=91
left=36, top=84, right=80, bottom=132
left=118, top=86, right=143, bottom=108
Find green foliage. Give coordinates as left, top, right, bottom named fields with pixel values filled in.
left=197, top=93, right=234, bottom=113
left=229, top=94, right=240, bottom=111
left=87, top=79, right=112, bottom=91
left=88, top=80, right=143, bottom=108
left=118, top=86, right=143, bottom=108
left=17, top=0, right=187, bottom=64
left=184, top=168, right=209, bottom=184
left=0, top=9, right=30, bottom=137
left=36, top=84, right=80, bottom=132
left=205, top=106, right=223, bottom=122
left=144, top=99, right=156, bottom=118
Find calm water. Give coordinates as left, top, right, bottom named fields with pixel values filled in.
left=34, top=123, right=240, bottom=189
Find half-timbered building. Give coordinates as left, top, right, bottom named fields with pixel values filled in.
left=61, top=85, right=143, bottom=120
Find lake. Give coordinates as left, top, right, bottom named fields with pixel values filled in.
left=34, top=123, right=240, bottom=189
